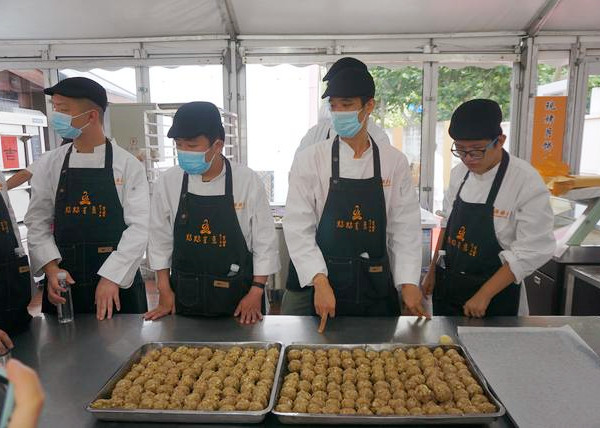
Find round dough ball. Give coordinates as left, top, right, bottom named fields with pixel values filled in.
left=375, top=388, right=392, bottom=401
left=376, top=406, right=394, bottom=416
left=280, top=386, right=297, bottom=400
left=328, top=390, right=342, bottom=401
left=235, top=398, right=251, bottom=411
left=312, top=391, right=328, bottom=402
left=355, top=397, right=371, bottom=408
left=471, top=394, right=490, bottom=405
left=447, top=407, right=463, bottom=415
left=433, top=383, right=453, bottom=402
left=321, top=405, right=340, bottom=414
left=414, top=384, right=433, bottom=403
left=371, top=397, right=388, bottom=408
left=312, top=379, right=326, bottom=392
left=278, top=396, right=293, bottom=407
left=467, top=383, right=484, bottom=396
left=405, top=397, right=420, bottom=410
left=340, top=398, right=355, bottom=409
left=409, top=407, right=424, bottom=416
left=248, top=401, right=264, bottom=411
left=341, top=358, right=355, bottom=370
left=357, top=406, right=373, bottom=415
left=342, top=368, right=357, bottom=383
left=313, top=364, right=328, bottom=375
left=300, top=369, right=316, bottom=382
left=298, top=379, right=312, bottom=393
left=307, top=403, right=322, bottom=414
left=276, top=403, right=293, bottom=412
left=327, top=381, right=341, bottom=393
left=453, top=388, right=470, bottom=402
left=456, top=397, right=472, bottom=411
left=477, top=402, right=497, bottom=413
left=395, top=406, right=410, bottom=416
left=340, top=407, right=356, bottom=415
left=358, top=388, right=374, bottom=400
left=392, top=389, right=408, bottom=401
left=325, top=398, right=341, bottom=409
left=220, top=396, right=237, bottom=407
left=296, top=391, right=311, bottom=402
left=343, top=389, right=359, bottom=401
left=293, top=401, right=308, bottom=413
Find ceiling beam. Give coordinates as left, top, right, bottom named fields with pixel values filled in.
left=526, top=0, right=563, bottom=37
left=215, top=0, right=240, bottom=38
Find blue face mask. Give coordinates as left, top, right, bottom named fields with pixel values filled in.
left=49, top=111, right=91, bottom=139
left=331, top=108, right=365, bottom=138
left=177, top=149, right=213, bottom=175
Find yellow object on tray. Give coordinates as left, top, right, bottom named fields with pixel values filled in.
left=546, top=175, right=600, bottom=196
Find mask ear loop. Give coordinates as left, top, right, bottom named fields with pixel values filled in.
left=72, top=109, right=95, bottom=132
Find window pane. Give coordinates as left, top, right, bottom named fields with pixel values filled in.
left=371, top=66, right=423, bottom=192
left=246, top=64, right=321, bottom=204
left=60, top=68, right=137, bottom=103
left=0, top=69, right=46, bottom=112
left=434, top=65, right=513, bottom=213
left=149, top=65, right=223, bottom=107
left=579, top=73, right=600, bottom=175
left=537, top=61, right=569, bottom=96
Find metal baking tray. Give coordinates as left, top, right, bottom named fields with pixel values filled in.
left=86, top=341, right=285, bottom=424
left=272, top=343, right=505, bottom=425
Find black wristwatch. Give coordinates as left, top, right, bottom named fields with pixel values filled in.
left=251, top=281, right=266, bottom=289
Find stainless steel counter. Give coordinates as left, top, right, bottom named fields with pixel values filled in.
left=10, top=315, right=600, bottom=427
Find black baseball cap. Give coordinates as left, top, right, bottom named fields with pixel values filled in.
left=167, top=101, right=225, bottom=140
left=449, top=99, right=503, bottom=141
left=321, top=68, right=375, bottom=99
left=44, top=77, right=108, bottom=111
left=322, top=57, right=368, bottom=82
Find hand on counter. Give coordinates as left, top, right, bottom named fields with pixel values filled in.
left=144, top=286, right=175, bottom=321
left=313, top=274, right=335, bottom=333
left=402, top=284, right=431, bottom=319
left=463, top=291, right=491, bottom=318
left=95, top=277, right=121, bottom=321
left=43, top=261, right=75, bottom=305
left=234, top=286, right=264, bottom=325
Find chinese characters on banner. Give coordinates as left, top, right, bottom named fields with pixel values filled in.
left=1, top=136, right=20, bottom=169
left=531, top=96, right=567, bottom=174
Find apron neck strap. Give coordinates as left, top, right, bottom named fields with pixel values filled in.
left=60, top=139, right=112, bottom=172
left=331, top=134, right=381, bottom=179
left=455, top=149, right=510, bottom=206
left=180, top=155, right=233, bottom=201
left=485, top=149, right=509, bottom=206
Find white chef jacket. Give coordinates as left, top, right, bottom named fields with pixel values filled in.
left=284, top=137, right=422, bottom=289
left=0, top=174, right=22, bottom=245
left=296, top=117, right=390, bottom=155
left=24, top=140, right=149, bottom=288
left=440, top=153, right=556, bottom=314
left=148, top=162, right=280, bottom=277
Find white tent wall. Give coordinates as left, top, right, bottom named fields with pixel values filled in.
left=1, top=0, right=599, bottom=206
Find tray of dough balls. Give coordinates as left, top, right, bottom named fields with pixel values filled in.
left=87, top=342, right=284, bottom=423
left=272, top=343, right=505, bottom=425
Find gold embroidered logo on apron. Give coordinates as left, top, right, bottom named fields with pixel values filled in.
left=185, top=219, right=227, bottom=248
left=18, top=266, right=30, bottom=273
left=80, top=191, right=92, bottom=205
left=97, top=246, right=114, bottom=254
left=336, top=205, right=376, bottom=233
left=200, top=219, right=211, bottom=235
left=447, top=229, right=478, bottom=257
left=0, top=220, right=8, bottom=234
left=369, top=266, right=383, bottom=273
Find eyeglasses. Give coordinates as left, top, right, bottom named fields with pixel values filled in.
left=451, top=137, right=498, bottom=160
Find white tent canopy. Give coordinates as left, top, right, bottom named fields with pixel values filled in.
left=0, top=0, right=599, bottom=40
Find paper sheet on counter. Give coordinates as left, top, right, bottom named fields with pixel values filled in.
left=458, top=326, right=600, bottom=428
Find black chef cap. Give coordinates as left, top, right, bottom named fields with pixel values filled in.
left=321, top=68, right=375, bottom=99
left=449, top=99, right=503, bottom=141
left=44, top=77, right=108, bottom=111
left=167, top=101, right=225, bottom=141
left=322, top=57, right=368, bottom=82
